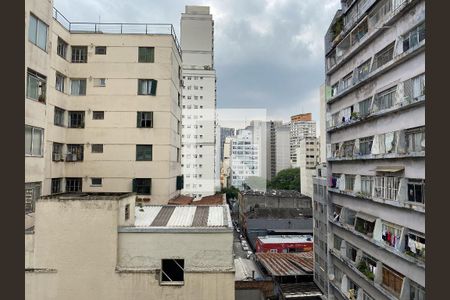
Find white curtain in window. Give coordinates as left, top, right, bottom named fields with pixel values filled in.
left=32, top=129, right=42, bottom=156
left=25, top=127, right=32, bottom=154
left=71, top=80, right=80, bottom=95
left=413, top=76, right=423, bottom=98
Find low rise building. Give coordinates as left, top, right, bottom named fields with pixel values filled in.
left=25, top=192, right=234, bottom=300
left=255, top=235, right=313, bottom=253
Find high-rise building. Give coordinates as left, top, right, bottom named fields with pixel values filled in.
left=275, top=123, right=291, bottom=174
left=230, top=129, right=259, bottom=190
left=220, top=127, right=235, bottom=160
left=297, top=137, right=320, bottom=198
left=322, top=0, right=425, bottom=299
left=180, top=6, right=217, bottom=199
left=25, top=0, right=182, bottom=209
left=290, top=113, right=317, bottom=166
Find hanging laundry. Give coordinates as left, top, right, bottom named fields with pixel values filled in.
left=408, top=238, right=416, bottom=254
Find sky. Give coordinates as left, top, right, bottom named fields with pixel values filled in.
left=54, top=0, right=340, bottom=127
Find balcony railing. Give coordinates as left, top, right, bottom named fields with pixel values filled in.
left=52, top=7, right=182, bottom=57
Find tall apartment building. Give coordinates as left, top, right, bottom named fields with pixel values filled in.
left=230, top=129, right=259, bottom=190
left=298, top=137, right=320, bottom=198
left=180, top=6, right=217, bottom=199
left=323, top=0, right=425, bottom=299
left=275, top=123, right=291, bottom=174
left=25, top=0, right=183, bottom=210
left=220, top=127, right=235, bottom=160
left=290, top=113, right=317, bottom=166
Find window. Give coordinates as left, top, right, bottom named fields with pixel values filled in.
left=137, top=112, right=153, bottom=128
left=381, top=222, right=402, bottom=249
left=138, top=47, right=155, bottom=62
left=409, top=280, right=425, bottom=300
left=359, top=136, right=373, bottom=155
left=91, top=144, right=103, bottom=153
left=52, top=143, right=63, bottom=161
left=406, top=126, right=425, bottom=152
left=71, top=46, right=88, bottom=63
left=331, top=83, right=339, bottom=97
left=26, top=69, right=46, bottom=102
left=54, top=107, right=65, bottom=126
left=346, top=243, right=358, bottom=262
left=132, top=178, right=151, bottom=195
left=351, top=19, right=368, bottom=46
left=57, top=37, right=68, bottom=58
left=66, top=144, right=84, bottom=161
left=94, top=78, right=106, bottom=87
left=374, top=86, right=396, bottom=111
left=51, top=178, right=62, bottom=194
left=342, top=140, right=355, bottom=157
left=334, top=267, right=343, bottom=285
left=70, top=79, right=87, bottom=95
left=93, top=111, right=104, bottom=120
left=95, top=46, right=107, bottom=55
left=55, top=73, right=65, bottom=92
left=403, top=23, right=425, bottom=53
left=334, top=235, right=343, bottom=250
left=359, top=97, right=372, bottom=117
left=125, top=204, right=130, bottom=220
left=405, top=230, right=425, bottom=260
left=341, top=72, right=353, bottom=90
left=361, top=176, right=373, bottom=196
left=372, top=42, right=395, bottom=70
left=176, top=175, right=184, bottom=190
left=25, top=182, right=41, bottom=213
left=177, top=148, right=180, bottom=162
left=407, top=179, right=425, bottom=204
left=138, top=79, right=157, bottom=95
left=356, top=59, right=371, bottom=81
left=355, top=216, right=375, bottom=237
left=68, top=111, right=85, bottom=128
left=91, top=178, right=102, bottom=186
left=66, top=178, right=82, bottom=192
left=28, top=14, right=48, bottom=50
left=345, top=175, right=355, bottom=191
left=25, top=125, right=43, bottom=156
left=374, top=176, right=399, bottom=201
left=404, top=73, right=425, bottom=102
left=136, top=145, right=152, bottom=161
left=160, top=259, right=184, bottom=285
left=382, top=265, right=404, bottom=297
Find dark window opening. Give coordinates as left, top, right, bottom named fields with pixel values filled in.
left=161, top=259, right=184, bottom=284
left=66, top=178, right=82, bottom=192
left=91, top=178, right=102, bottom=186
left=57, top=37, right=68, bottom=58
left=66, top=144, right=84, bottom=161
left=132, top=178, right=151, bottom=195
left=138, top=79, right=157, bottom=95
left=138, top=47, right=155, bottom=62
left=51, top=178, right=62, bottom=194
left=93, top=111, right=104, bottom=120
left=91, top=144, right=103, bottom=153
left=52, top=142, right=64, bottom=161
left=137, top=112, right=153, bottom=128
left=71, top=46, right=88, bottom=63
left=95, top=46, right=107, bottom=55
left=125, top=204, right=130, bottom=220
left=68, top=111, right=85, bottom=128
left=54, top=107, right=65, bottom=126
left=136, top=145, right=152, bottom=161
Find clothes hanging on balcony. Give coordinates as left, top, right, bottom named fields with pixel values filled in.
left=408, top=238, right=416, bottom=254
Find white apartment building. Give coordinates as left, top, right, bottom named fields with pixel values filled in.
left=25, top=0, right=182, bottom=209
left=324, top=0, right=425, bottom=299
left=230, top=129, right=259, bottom=190
left=290, top=113, right=317, bottom=166
left=297, top=137, right=320, bottom=198
left=180, top=6, right=217, bottom=199
left=275, top=123, right=291, bottom=174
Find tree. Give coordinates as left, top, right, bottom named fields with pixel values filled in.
left=221, top=186, right=240, bottom=201
left=267, top=168, right=300, bottom=191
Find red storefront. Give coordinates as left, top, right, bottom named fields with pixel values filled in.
left=255, top=235, right=313, bottom=253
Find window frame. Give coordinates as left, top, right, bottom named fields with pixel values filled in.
left=25, top=182, right=41, bottom=213
left=66, top=177, right=83, bottom=192
left=55, top=72, right=66, bottom=93
left=25, top=125, right=44, bottom=157
left=132, top=178, right=152, bottom=195
left=51, top=178, right=63, bottom=194
left=26, top=69, right=47, bottom=103
left=137, top=112, right=154, bottom=128
left=138, top=47, right=155, bottom=63
left=71, top=46, right=88, bottom=63
left=92, top=111, right=104, bottom=120
left=91, top=178, right=103, bottom=186
left=28, top=13, right=48, bottom=51
left=54, top=107, right=65, bottom=127
left=95, top=46, right=107, bottom=55
left=68, top=111, right=85, bottom=128
left=57, top=37, right=68, bottom=59
left=70, top=78, right=87, bottom=96
left=138, top=79, right=158, bottom=96
left=91, top=144, right=104, bottom=153
left=136, top=145, right=153, bottom=161
left=160, top=259, right=185, bottom=285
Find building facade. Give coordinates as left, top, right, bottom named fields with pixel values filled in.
left=324, top=0, right=425, bottom=299
left=275, top=123, right=291, bottom=175
left=180, top=6, right=217, bottom=199
left=298, top=137, right=320, bottom=197
left=25, top=0, right=182, bottom=209
left=230, top=129, right=259, bottom=190
left=290, top=113, right=317, bottom=166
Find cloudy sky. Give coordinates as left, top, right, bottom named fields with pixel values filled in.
left=54, top=0, right=340, bottom=126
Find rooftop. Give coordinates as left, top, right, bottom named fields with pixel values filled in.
left=131, top=205, right=232, bottom=229
left=168, top=194, right=225, bottom=205
left=247, top=207, right=313, bottom=219
left=234, top=258, right=265, bottom=281
left=52, top=7, right=181, bottom=56
left=256, top=252, right=314, bottom=277
left=257, top=235, right=313, bottom=244
left=241, top=189, right=310, bottom=198
left=279, top=282, right=323, bottom=299
left=40, top=192, right=134, bottom=200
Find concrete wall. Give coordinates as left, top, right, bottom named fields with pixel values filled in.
left=275, top=124, right=291, bottom=173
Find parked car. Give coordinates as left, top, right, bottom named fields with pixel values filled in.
left=242, top=245, right=249, bottom=251
left=246, top=251, right=253, bottom=259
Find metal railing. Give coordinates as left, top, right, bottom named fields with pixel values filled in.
left=52, top=7, right=182, bottom=56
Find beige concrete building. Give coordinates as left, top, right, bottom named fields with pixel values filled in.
left=25, top=192, right=235, bottom=300
left=297, top=137, right=320, bottom=197
left=290, top=113, right=317, bottom=166
left=25, top=0, right=183, bottom=210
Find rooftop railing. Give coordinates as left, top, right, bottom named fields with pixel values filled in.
left=52, top=7, right=182, bottom=56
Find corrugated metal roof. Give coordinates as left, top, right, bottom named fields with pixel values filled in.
left=133, top=205, right=231, bottom=228
left=256, top=252, right=313, bottom=276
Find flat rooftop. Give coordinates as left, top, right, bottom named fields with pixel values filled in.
left=241, top=189, right=311, bottom=199
left=257, top=235, right=313, bottom=244
left=40, top=192, right=134, bottom=201
left=132, top=205, right=232, bottom=229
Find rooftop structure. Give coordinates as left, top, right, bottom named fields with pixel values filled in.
left=257, top=235, right=313, bottom=245
left=256, top=252, right=314, bottom=276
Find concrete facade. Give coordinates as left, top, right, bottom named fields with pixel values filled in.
left=275, top=123, right=291, bottom=174
left=290, top=113, right=317, bottom=166
left=25, top=193, right=234, bottom=300
left=25, top=0, right=182, bottom=208
left=324, top=0, right=425, bottom=299
left=180, top=6, right=217, bottom=199
left=230, top=129, right=259, bottom=190
left=298, top=137, right=320, bottom=198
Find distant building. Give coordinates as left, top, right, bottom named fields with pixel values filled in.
left=255, top=235, right=313, bottom=253
left=25, top=192, right=234, bottom=300
left=297, top=137, right=320, bottom=198
left=275, top=123, right=291, bottom=174
left=290, top=113, right=317, bottom=166
left=230, top=129, right=259, bottom=189
left=220, top=127, right=236, bottom=160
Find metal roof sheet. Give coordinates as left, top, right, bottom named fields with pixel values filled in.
left=207, top=206, right=225, bottom=227
left=134, top=206, right=162, bottom=227
left=166, top=206, right=196, bottom=227
left=256, top=252, right=313, bottom=276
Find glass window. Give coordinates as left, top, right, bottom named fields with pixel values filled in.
left=409, top=280, right=425, bottom=300
left=374, top=86, right=396, bottom=111
left=66, top=144, right=84, bottom=161
left=138, top=79, right=157, bottom=95
left=372, top=42, right=395, bottom=70
left=94, top=78, right=106, bottom=87
left=137, top=112, right=153, bottom=128
left=27, top=69, right=46, bottom=102
left=136, top=145, right=152, bottom=161
left=133, top=178, right=151, bottom=195
left=68, top=111, right=85, bottom=128
left=71, top=46, right=88, bottom=63
left=91, top=178, right=102, bottom=186
left=71, top=79, right=87, bottom=95
left=66, top=178, right=82, bottom=192
left=54, top=107, right=65, bottom=126
left=51, top=178, right=62, bottom=194
left=361, top=176, right=373, bottom=196
left=359, top=136, right=373, bottom=155
left=52, top=143, right=63, bottom=161
left=95, top=46, right=107, bottom=55
left=359, top=97, right=372, bottom=117
left=138, top=47, right=155, bottom=62
left=93, top=111, right=104, bottom=120
left=57, top=37, right=68, bottom=58
left=91, top=144, right=103, bottom=153
left=28, top=14, right=48, bottom=51
left=25, top=182, right=41, bottom=213
left=403, top=23, right=425, bottom=52
left=406, top=126, right=425, bottom=153
left=56, top=73, right=65, bottom=92
left=407, top=179, right=425, bottom=204
left=25, top=125, right=43, bottom=156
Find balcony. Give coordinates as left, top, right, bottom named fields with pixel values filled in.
left=52, top=7, right=181, bottom=57
left=326, top=0, right=418, bottom=73
left=326, top=22, right=425, bottom=104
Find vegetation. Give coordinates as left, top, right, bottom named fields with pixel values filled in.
left=267, top=168, right=300, bottom=192
left=357, top=260, right=375, bottom=281
left=331, top=16, right=344, bottom=40
left=221, top=186, right=239, bottom=201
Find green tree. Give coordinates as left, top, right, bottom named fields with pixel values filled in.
left=221, top=186, right=240, bottom=201
left=267, top=168, right=300, bottom=191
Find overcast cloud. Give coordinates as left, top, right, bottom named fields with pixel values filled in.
left=54, top=0, right=340, bottom=125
